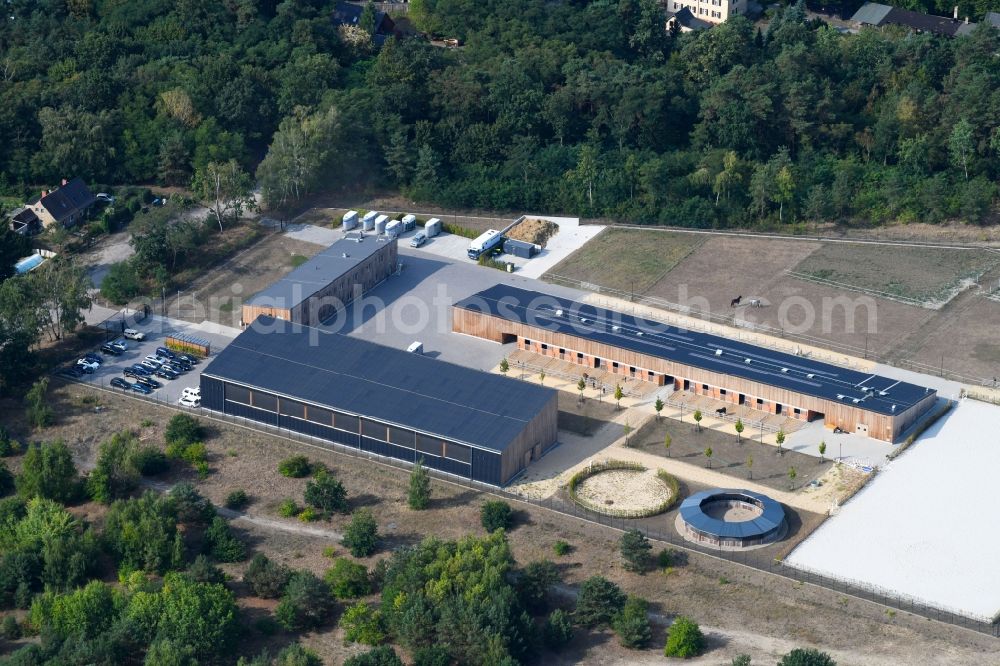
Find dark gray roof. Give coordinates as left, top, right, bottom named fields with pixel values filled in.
left=331, top=0, right=393, bottom=33
left=201, top=318, right=556, bottom=453
left=455, top=285, right=934, bottom=416
left=39, top=178, right=96, bottom=222
left=850, top=2, right=892, bottom=24
left=851, top=2, right=975, bottom=36
left=666, top=6, right=713, bottom=30
left=987, top=11, right=1000, bottom=26
left=680, top=489, right=785, bottom=539
left=247, top=235, right=395, bottom=310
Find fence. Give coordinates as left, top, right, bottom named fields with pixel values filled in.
left=55, top=373, right=1000, bottom=637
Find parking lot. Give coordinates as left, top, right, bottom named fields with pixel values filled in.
left=58, top=315, right=235, bottom=408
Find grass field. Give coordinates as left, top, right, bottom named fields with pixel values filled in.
left=545, top=228, right=704, bottom=294
left=792, top=244, right=998, bottom=304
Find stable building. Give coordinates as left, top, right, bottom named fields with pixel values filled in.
left=453, top=285, right=937, bottom=443
left=200, top=318, right=559, bottom=486
left=241, top=233, right=397, bottom=327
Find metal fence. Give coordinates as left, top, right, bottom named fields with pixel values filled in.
left=57, top=375, right=1000, bottom=637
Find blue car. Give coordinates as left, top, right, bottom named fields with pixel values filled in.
left=128, top=365, right=152, bottom=376
left=110, top=377, right=131, bottom=390
left=155, top=347, right=176, bottom=359
left=131, top=383, right=153, bottom=395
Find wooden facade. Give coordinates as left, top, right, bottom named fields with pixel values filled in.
left=500, top=391, right=560, bottom=484
left=453, top=307, right=935, bottom=442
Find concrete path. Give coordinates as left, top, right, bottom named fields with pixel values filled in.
left=283, top=223, right=340, bottom=246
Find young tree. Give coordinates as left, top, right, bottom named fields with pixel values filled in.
left=614, top=384, right=623, bottom=409
left=704, top=447, right=713, bottom=468
left=275, top=571, right=334, bottom=631
left=16, top=440, right=79, bottom=502
left=619, top=529, right=652, bottom=572
left=326, top=557, right=372, bottom=599
left=344, top=646, right=403, bottom=666
left=735, top=418, right=744, bottom=443
left=664, top=432, right=672, bottom=457
left=499, top=357, right=509, bottom=376
left=25, top=378, right=54, bottom=429
left=818, top=440, right=827, bottom=462
left=949, top=118, right=974, bottom=181
left=654, top=397, right=664, bottom=420
left=304, top=470, right=349, bottom=514
left=664, top=616, right=705, bottom=658
left=192, top=159, right=255, bottom=232
left=575, top=576, right=626, bottom=627
left=343, top=509, right=379, bottom=557
left=623, top=420, right=632, bottom=446
left=539, top=370, right=545, bottom=385
left=577, top=377, right=586, bottom=399
left=776, top=429, right=786, bottom=454
left=204, top=515, right=247, bottom=562
left=26, top=258, right=92, bottom=341
left=408, top=458, right=431, bottom=510
left=88, top=431, right=141, bottom=504
left=778, top=648, right=837, bottom=666
left=613, top=596, right=652, bottom=649
left=788, top=466, right=797, bottom=489
left=480, top=500, right=513, bottom=532
left=165, top=414, right=204, bottom=448
left=341, top=601, right=386, bottom=646
left=100, top=261, right=142, bottom=306
left=542, top=608, right=574, bottom=650
left=693, top=409, right=702, bottom=432
left=746, top=455, right=753, bottom=480
left=732, top=654, right=753, bottom=666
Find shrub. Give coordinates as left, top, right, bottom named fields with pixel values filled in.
left=130, top=446, right=168, bottom=476
left=480, top=500, right=513, bottom=532
left=575, top=576, right=626, bottom=627
left=326, top=557, right=371, bottom=599
left=542, top=608, right=573, bottom=650
left=104, top=493, right=180, bottom=574
left=342, top=509, right=379, bottom=558
left=664, top=616, right=705, bottom=658
left=340, top=601, right=385, bottom=645
left=16, top=441, right=80, bottom=503
left=274, top=644, right=323, bottom=666
left=244, top=554, right=291, bottom=599
left=1, top=614, right=21, bottom=640
left=203, top=516, right=247, bottom=562
left=297, top=507, right=318, bottom=522
left=275, top=571, right=334, bottom=631
left=165, top=414, right=204, bottom=448
left=619, top=529, right=653, bottom=573
left=343, top=646, right=403, bottom=666
left=195, top=461, right=209, bottom=479
left=169, top=483, right=216, bottom=524
left=187, top=554, right=225, bottom=584
left=613, top=596, right=651, bottom=649
left=323, top=546, right=337, bottom=559
left=278, top=499, right=299, bottom=517
left=304, top=471, right=348, bottom=513
left=407, top=459, right=431, bottom=510
left=224, top=489, right=249, bottom=510
left=278, top=455, right=311, bottom=478
left=25, top=378, right=54, bottom=429
left=0, top=428, right=22, bottom=457
left=88, top=431, right=141, bottom=504
left=778, top=648, right=837, bottom=666
left=553, top=540, right=571, bottom=556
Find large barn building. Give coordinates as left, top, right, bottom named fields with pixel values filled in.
left=241, top=233, right=397, bottom=327
left=200, top=317, right=558, bottom=486
left=453, top=285, right=936, bottom=443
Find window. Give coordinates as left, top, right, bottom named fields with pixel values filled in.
left=541, top=343, right=548, bottom=350
left=225, top=383, right=251, bottom=405
left=251, top=391, right=277, bottom=412
left=416, top=435, right=442, bottom=457
left=577, top=352, right=583, bottom=359
left=333, top=412, right=359, bottom=433
left=388, top=427, right=414, bottom=448
left=612, top=362, right=619, bottom=369
left=279, top=398, right=305, bottom=419
left=720, top=389, right=727, bottom=395
left=445, top=442, right=471, bottom=464
left=306, top=405, right=333, bottom=426
left=702, top=384, right=709, bottom=391
left=361, top=418, right=386, bottom=440
left=756, top=398, right=764, bottom=406
left=524, top=339, right=531, bottom=346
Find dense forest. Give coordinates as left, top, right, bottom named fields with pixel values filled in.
left=1, top=0, right=999, bottom=230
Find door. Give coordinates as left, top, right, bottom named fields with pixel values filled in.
left=856, top=423, right=869, bottom=435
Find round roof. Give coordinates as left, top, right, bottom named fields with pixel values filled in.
left=679, top=488, right=786, bottom=539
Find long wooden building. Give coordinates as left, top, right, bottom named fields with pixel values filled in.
left=241, top=233, right=397, bottom=327
left=453, top=285, right=936, bottom=443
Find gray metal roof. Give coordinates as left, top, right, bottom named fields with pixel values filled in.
left=850, top=2, right=893, bottom=24
left=680, top=489, right=785, bottom=540
left=201, top=318, right=556, bottom=454
left=247, top=235, right=394, bottom=310
left=455, top=285, right=935, bottom=416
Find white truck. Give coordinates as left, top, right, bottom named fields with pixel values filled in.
left=467, top=229, right=504, bottom=260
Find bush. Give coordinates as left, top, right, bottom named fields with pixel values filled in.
left=343, top=509, right=379, bottom=558
left=244, top=554, right=291, bottom=599
left=553, top=540, right=571, bottom=556
left=275, top=571, right=334, bottom=631
left=104, top=492, right=181, bottom=574
left=412, top=646, right=451, bottom=666
left=297, top=507, right=318, bottom=522
left=407, top=459, right=431, bottom=510
left=187, top=554, right=225, bottom=584
left=169, top=483, right=216, bottom=524
left=343, top=646, right=403, bottom=666
left=1, top=614, right=21, bottom=639
left=304, top=471, right=348, bottom=513
left=613, top=596, right=651, bottom=649
left=542, top=608, right=573, bottom=650
left=88, top=431, right=141, bottom=504
left=274, top=644, right=323, bottom=666
left=278, top=498, right=299, bottom=517
left=181, top=442, right=207, bottom=465
left=619, top=529, right=653, bottom=573
left=664, top=616, right=705, bottom=659
left=278, top=455, right=312, bottom=478
left=203, top=516, right=246, bottom=562
left=340, top=601, right=385, bottom=645
left=224, top=489, right=250, bottom=510
left=165, top=414, right=204, bottom=448
left=325, top=558, right=371, bottom=599
left=480, top=500, right=513, bottom=532
left=16, top=441, right=80, bottom=503
left=25, top=378, right=54, bottom=429
left=575, top=576, right=626, bottom=627
left=130, top=446, right=168, bottom=476
left=0, top=428, right=22, bottom=457
left=778, top=648, right=837, bottom=666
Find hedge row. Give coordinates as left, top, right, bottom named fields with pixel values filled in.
left=567, top=460, right=680, bottom=519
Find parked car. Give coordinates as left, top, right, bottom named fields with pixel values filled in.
left=144, top=355, right=166, bottom=365
left=140, top=360, right=161, bottom=371
left=131, top=383, right=153, bottom=395
left=135, top=377, right=161, bottom=390
left=76, top=359, right=99, bottom=372
left=100, top=343, right=122, bottom=356
left=110, top=378, right=131, bottom=390
left=165, top=361, right=189, bottom=373
left=155, top=347, right=176, bottom=359
left=110, top=340, right=128, bottom=352
left=155, top=368, right=179, bottom=380
left=127, top=365, right=151, bottom=376
left=59, top=366, right=85, bottom=378
left=83, top=353, right=103, bottom=365
left=124, top=368, right=145, bottom=379
left=178, top=395, right=201, bottom=408
left=123, top=328, right=145, bottom=341
left=182, top=387, right=201, bottom=399
left=410, top=232, right=427, bottom=248
left=177, top=354, right=198, bottom=365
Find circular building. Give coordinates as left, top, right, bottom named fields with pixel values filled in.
left=677, top=489, right=786, bottom=549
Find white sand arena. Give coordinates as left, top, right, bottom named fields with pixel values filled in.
left=786, top=399, right=1000, bottom=621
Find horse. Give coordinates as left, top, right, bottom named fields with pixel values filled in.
left=749, top=298, right=762, bottom=308
left=730, top=295, right=742, bottom=308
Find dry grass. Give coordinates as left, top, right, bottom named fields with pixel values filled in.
left=508, top=218, right=559, bottom=247
left=545, top=228, right=704, bottom=294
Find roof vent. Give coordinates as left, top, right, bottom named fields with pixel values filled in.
left=852, top=398, right=861, bottom=404
left=342, top=252, right=349, bottom=258
left=636, top=332, right=643, bottom=337
left=891, top=404, right=897, bottom=412
left=806, top=373, right=815, bottom=379
left=555, top=309, right=564, bottom=317
left=780, top=368, right=788, bottom=373
left=580, top=317, right=589, bottom=324
left=612, top=326, right=620, bottom=332
left=744, top=358, right=751, bottom=364
left=878, top=390, right=888, bottom=396
left=715, top=349, right=723, bottom=356
left=836, top=394, right=845, bottom=400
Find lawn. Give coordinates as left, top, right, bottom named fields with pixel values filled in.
left=544, top=228, right=704, bottom=295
